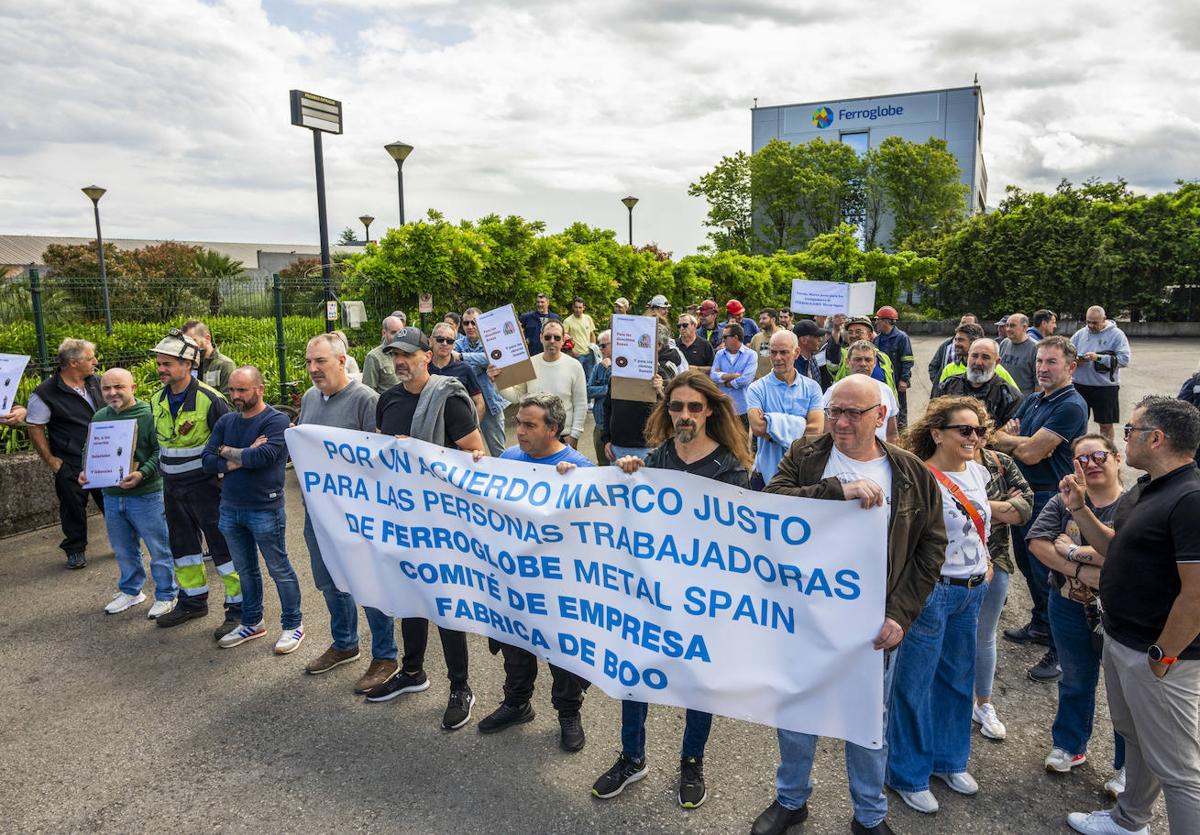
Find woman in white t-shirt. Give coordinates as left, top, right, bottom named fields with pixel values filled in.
left=886, top=396, right=1008, bottom=815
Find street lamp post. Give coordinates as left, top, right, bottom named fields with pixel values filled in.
left=81, top=185, right=112, bottom=335
left=384, top=142, right=414, bottom=225
left=621, top=195, right=639, bottom=246
left=719, top=218, right=737, bottom=251
left=359, top=214, right=375, bottom=244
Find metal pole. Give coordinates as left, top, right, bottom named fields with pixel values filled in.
left=93, top=203, right=112, bottom=335
left=29, top=268, right=50, bottom=380
left=313, top=130, right=334, bottom=333
left=273, top=274, right=287, bottom=403
left=627, top=207, right=634, bottom=246
left=397, top=161, right=406, bottom=226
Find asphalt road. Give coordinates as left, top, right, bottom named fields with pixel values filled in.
left=1, top=335, right=1191, bottom=834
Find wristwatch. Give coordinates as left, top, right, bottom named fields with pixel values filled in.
left=1148, top=645, right=1178, bottom=666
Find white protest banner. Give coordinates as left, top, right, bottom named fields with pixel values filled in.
left=288, top=426, right=888, bottom=747
left=0, top=353, right=30, bottom=416
left=84, top=419, right=137, bottom=489
left=476, top=303, right=536, bottom=389
left=790, top=280, right=877, bottom=316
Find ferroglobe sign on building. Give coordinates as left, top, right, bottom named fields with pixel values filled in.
left=813, top=103, right=906, bottom=128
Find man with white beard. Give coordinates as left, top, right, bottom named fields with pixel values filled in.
left=936, top=338, right=1023, bottom=424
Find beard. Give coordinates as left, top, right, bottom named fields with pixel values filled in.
left=966, top=366, right=996, bottom=385
left=234, top=394, right=260, bottom=412
left=674, top=420, right=698, bottom=444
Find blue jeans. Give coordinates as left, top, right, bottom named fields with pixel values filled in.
left=577, top=351, right=596, bottom=383
left=887, top=579, right=987, bottom=791
left=304, top=512, right=396, bottom=660
left=104, top=492, right=176, bottom=601
left=1048, top=592, right=1125, bottom=768
left=776, top=648, right=898, bottom=828
left=219, top=506, right=301, bottom=630
left=480, top=409, right=506, bottom=458
left=620, top=700, right=712, bottom=760
left=1011, top=490, right=1056, bottom=647
left=610, top=445, right=652, bottom=461
left=974, top=569, right=1011, bottom=698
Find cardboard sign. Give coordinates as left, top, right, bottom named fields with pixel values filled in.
left=477, top=303, right=537, bottom=390
left=418, top=293, right=434, bottom=314
left=790, top=280, right=877, bottom=316
left=84, top=419, right=137, bottom=489
left=610, top=314, right=657, bottom=403
left=0, top=353, right=30, bottom=416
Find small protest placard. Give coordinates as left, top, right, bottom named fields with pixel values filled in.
left=610, top=314, right=657, bottom=403
left=477, top=304, right=537, bottom=389
left=84, top=419, right=137, bottom=490
left=0, top=353, right=30, bottom=416
left=790, top=280, right=877, bottom=316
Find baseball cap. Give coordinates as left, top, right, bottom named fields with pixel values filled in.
left=614, top=297, right=630, bottom=308
left=697, top=300, right=718, bottom=313
left=793, top=319, right=823, bottom=337
left=648, top=294, right=670, bottom=309
left=726, top=299, right=745, bottom=315
left=994, top=315, right=1010, bottom=326
left=383, top=327, right=430, bottom=354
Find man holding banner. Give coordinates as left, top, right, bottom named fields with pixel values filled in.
left=753, top=375, right=947, bottom=835
left=592, top=370, right=752, bottom=810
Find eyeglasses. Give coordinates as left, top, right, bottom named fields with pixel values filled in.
left=824, top=404, right=881, bottom=421
left=462, top=320, right=477, bottom=327
left=677, top=322, right=692, bottom=328
left=542, top=334, right=562, bottom=341
left=1076, top=450, right=1112, bottom=466
left=667, top=401, right=705, bottom=414
left=433, top=336, right=455, bottom=345
left=943, top=424, right=987, bottom=439
left=1124, top=423, right=1157, bottom=440
left=723, top=333, right=738, bottom=340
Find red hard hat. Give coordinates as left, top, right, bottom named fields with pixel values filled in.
left=875, top=306, right=899, bottom=320
left=726, top=299, right=745, bottom=315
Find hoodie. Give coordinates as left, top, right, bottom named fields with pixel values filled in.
left=1070, top=320, right=1131, bottom=387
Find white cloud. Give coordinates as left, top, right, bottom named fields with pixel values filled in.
left=0, top=0, right=1196, bottom=256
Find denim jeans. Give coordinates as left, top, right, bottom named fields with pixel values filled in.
left=1011, top=490, right=1056, bottom=647
left=104, top=492, right=176, bottom=601
left=577, top=351, right=595, bottom=383
left=304, top=512, right=397, bottom=660
left=621, top=700, right=712, bottom=760
left=220, top=506, right=301, bottom=630
left=974, top=569, right=1011, bottom=698
left=480, top=409, right=506, bottom=458
left=1048, top=591, right=1125, bottom=765
left=887, top=579, right=987, bottom=792
left=610, top=445, right=652, bottom=461
left=776, top=648, right=898, bottom=828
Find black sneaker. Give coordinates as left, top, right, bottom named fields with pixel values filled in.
left=66, top=552, right=87, bottom=570
left=1003, top=622, right=1050, bottom=646
left=364, top=669, right=430, bottom=703
left=1029, top=649, right=1062, bottom=683
left=442, top=685, right=474, bottom=730
left=851, top=818, right=896, bottom=835
left=213, top=606, right=241, bottom=641
left=592, top=753, right=647, bottom=799
left=155, top=601, right=208, bottom=628
left=559, top=713, right=585, bottom=753
left=479, top=702, right=536, bottom=734
left=751, top=799, right=809, bottom=835
left=678, top=756, right=707, bottom=809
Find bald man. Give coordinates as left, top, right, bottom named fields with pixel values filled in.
left=362, top=314, right=408, bottom=393
left=80, top=368, right=178, bottom=617
left=1070, top=305, right=1131, bottom=442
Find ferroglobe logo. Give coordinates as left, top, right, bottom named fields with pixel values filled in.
left=840, top=104, right=904, bottom=121
left=812, top=106, right=833, bottom=129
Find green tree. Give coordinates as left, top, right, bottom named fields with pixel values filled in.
left=869, top=136, right=969, bottom=249
left=688, top=151, right=751, bottom=253
left=792, top=138, right=865, bottom=242
left=749, top=139, right=803, bottom=253
left=193, top=249, right=246, bottom=315
left=337, top=227, right=357, bottom=245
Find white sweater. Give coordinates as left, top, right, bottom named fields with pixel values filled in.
left=500, top=354, right=589, bottom=438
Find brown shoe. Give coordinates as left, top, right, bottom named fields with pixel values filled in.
left=353, top=658, right=399, bottom=694
left=305, top=645, right=362, bottom=675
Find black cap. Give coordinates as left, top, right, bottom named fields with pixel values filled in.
left=382, top=327, right=430, bottom=354
left=793, top=319, right=823, bottom=337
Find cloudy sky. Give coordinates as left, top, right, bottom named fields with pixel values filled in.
left=1, top=0, right=1197, bottom=256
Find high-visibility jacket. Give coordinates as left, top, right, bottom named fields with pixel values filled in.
left=151, top=378, right=230, bottom=482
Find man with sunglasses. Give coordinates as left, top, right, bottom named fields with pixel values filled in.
left=991, top=336, right=1089, bottom=683
left=493, top=320, right=587, bottom=449
left=453, top=308, right=510, bottom=457
left=1063, top=397, right=1200, bottom=835
left=428, top=322, right=485, bottom=419
left=753, top=375, right=947, bottom=835
left=675, top=313, right=714, bottom=374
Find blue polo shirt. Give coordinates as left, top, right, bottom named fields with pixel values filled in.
left=746, top=371, right=823, bottom=482
left=710, top=345, right=756, bottom=414
left=1012, top=384, right=1088, bottom=488
left=500, top=445, right=594, bottom=468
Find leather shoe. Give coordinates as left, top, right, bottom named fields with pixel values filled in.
left=851, top=819, right=895, bottom=835
left=1002, top=622, right=1050, bottom=645
left=751, top=799, right=808, bottom=835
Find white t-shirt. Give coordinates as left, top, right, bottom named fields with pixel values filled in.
left=932, top=461, right=992, bottom=579
left=26, top=387, right=94, bottom=425
left=822, top=444, right=893, bottom=515
left=821, top=378, right=899, bottom=443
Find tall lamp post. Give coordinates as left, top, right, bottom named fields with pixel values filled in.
left=385, top=141, right=414, bottom=225
left=359, top=214, right=375, bottom=244
left=719, top=218, right=737, bottom=251
left=621, top=195, right=638, bottom=246
left=81, top=185, right=113, bottom=335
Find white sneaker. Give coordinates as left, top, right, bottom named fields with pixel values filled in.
left=1067, top=809, right=1148, bottom=834
left=1047, top=747, right=1088, bottom=773
left=894, top=788, right=939, bottom=814
left=933, top=771, right=979, bottom=795
left=274, top=625, right=305, bottom=655
left=146, top=598, right=177, bottom=620
left=217, top=621, right=266, bottom=648
left=1104, top=768, right=1126, bottom=798
left=972, top=702, right=1007, bottom=740
left=104, top=591, right=146, bottom=614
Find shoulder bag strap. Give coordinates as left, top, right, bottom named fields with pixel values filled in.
left=927, top=464, right=988, bottom=546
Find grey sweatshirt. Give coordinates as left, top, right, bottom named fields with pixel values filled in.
left=1070, top=321, right=1131, bottom=387
left=298, top=379, right=379, bottom=431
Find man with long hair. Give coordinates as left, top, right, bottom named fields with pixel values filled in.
left=592, top=370, right=750, bottom=810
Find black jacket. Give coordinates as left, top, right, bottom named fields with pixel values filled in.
left=644, top=440, right=750, bottom=488
left=31, top=371, right=103, bottom=466
left=936, top=373, right=1023, bottom=424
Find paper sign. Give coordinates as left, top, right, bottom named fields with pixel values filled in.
left=84, top=419, right=137, bottom=489
left=418, top=293, right=434, bottom=314
left=790, top=280, right=877, bottom=316
left=477, top=303, right=537, bottom=389
left=610, top=314, right=658, bottom=402
left=0, top=353, right=30, bottom=416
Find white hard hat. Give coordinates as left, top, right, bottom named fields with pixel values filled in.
left=151, top=330, right=200, bottom=366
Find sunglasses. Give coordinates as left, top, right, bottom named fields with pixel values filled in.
left=462, top=320, right=477, bottom=327
left=723, top=333, right=739, bottom=340
left=1075, top=450, right=1112, bottom=466
left=542, top=334, right=562, bottom=341
left=1124, top=423, right=1157, bottom=440
left=943, top=424, right=987, bottom=439
left=667, top=401, right=705, bottom=413
left=433, top=336, right=455, bottom=345
left=677, top=322, right=692, bottom=328
left=824, top=404, right=880, bottom=421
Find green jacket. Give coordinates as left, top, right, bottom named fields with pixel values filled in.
left=198, top=348, right=237, bottom=395
left=151, top=378, right=230, bottom=481
left=86, top=400, right=162, bottom=496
